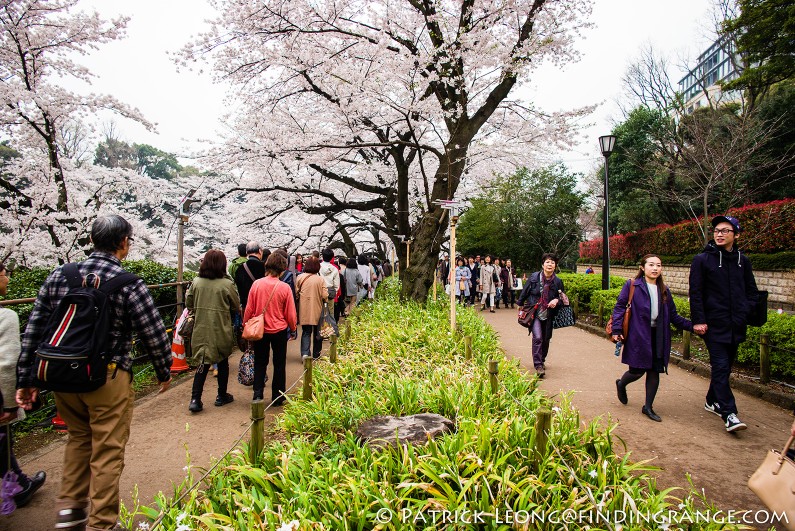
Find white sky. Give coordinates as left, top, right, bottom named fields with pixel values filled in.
left=76, top=0, right=717, bottom=174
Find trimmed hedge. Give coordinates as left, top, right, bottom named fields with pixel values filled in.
left=580, top=199, right=795, bottom=267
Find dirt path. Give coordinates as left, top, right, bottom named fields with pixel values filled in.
left=4, top=336, right=310, bottom=531
left=483, top=308, right=793, bottom=518
left=5, top=310, right=794, bottom=530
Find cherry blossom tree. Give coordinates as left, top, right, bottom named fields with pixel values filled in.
left=183, top=0, right=593, bottom=300
left=0, top=0, right=156, bottom=264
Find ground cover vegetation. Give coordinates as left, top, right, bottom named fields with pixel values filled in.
left=126, top=278, right=736, bottom=530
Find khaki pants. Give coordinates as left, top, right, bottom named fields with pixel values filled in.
left=55, top=367, right=135, bottom=530
left=345, top=295, right=357, bottom=316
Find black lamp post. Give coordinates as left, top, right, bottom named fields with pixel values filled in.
left=599, top=135, right=617, bottom=290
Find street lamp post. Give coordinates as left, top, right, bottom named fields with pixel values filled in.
left=434, top=199, right=465, bottom=332
left=177, top=189, right=198, bottom=313
left=598, top=135, right=617, bottom=290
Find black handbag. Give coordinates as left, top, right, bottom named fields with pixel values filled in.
left=552, top=305, right=576, bottom=329
left=747, top=290, right=768, bottom=327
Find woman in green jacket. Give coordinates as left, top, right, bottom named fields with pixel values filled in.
left=186, top=249, right=241, bottom=413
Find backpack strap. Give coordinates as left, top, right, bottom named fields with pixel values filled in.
left=98, top=272, right=140, bottom=295
left=62, top=263, right=84, bottom=289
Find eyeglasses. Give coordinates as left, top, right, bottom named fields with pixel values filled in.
left=713, top=228, right=734, bottom=235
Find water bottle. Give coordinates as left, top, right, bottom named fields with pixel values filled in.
left=614, top=340, right=622, bottom=357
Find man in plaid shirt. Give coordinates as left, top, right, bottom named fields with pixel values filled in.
left=16, top=215, right=172, bottom=531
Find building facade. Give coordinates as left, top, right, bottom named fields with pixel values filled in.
left=678, top=36, right=743, bottom=113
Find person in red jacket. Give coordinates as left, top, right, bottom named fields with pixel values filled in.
left=243, top=253, right=297, bottom=406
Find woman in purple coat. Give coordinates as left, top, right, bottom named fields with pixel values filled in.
left=611, top=254, right=693, bottom=422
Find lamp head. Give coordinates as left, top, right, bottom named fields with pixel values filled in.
left=598, top=135, right=617, bottom=156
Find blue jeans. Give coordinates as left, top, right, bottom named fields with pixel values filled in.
left=531, top=317, right=554, bottom=369
left=301, top=325, right=322, bottom=358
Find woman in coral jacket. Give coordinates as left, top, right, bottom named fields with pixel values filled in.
left=244, top=252, right=297, bottom=407
left=611, top=254, right=693, bottom=423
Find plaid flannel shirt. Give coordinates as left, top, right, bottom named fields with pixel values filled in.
left=17, top=252, right=172, bottom=388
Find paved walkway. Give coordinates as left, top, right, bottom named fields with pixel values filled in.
left=5, top=309, right=794, bottom=530
left=483, top=307, right=793, bottom=516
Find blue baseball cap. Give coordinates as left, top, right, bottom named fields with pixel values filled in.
left=711, top=215, right=742, bottom=234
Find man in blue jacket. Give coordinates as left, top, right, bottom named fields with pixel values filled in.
left=689, top=215, right=759, bottom=433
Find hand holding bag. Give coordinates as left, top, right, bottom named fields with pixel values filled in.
left=241, top=283, right=279, bottom=342
left=318, top=305, right=338, bottom=339
left=606, top=282, right=635, bottom=342
left=748, top=435, right=795, bottom=530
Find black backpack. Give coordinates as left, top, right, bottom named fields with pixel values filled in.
left=32, top=263, right=139, bottom=393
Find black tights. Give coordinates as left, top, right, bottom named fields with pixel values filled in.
left=619, top=369, right=660, bottom=410
left=191, top=357, right=230, bottom=401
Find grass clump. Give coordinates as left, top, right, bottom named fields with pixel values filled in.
left=131, top=278, right=739, bottom=530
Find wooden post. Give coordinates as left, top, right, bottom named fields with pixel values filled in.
left=344, top=321, right=351, bottom=341
left=464, top=336, right=472, bottom=360
left=533, top=408, right=552, bottom=467
left=303, top=357, right=313, bottom=401
left=249, top=400, right=265, bottom=465
left=598, top=302, right=604, bottom=328
left=572, top=296, right=579, bottom=317
left=488, top=360, right=498, bottom=395
left=760, top=333, right=771, bottom=384
left=682, top=330, right=691, bottom=360
left=329, top=335, right=337, bottom=363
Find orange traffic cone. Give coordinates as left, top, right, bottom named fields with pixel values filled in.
left=52, top=411, right=67, bottom=430
left=170, top=315, right=190, bottom=374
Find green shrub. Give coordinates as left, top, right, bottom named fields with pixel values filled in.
left=556, top=273, right=624, bottom=307
left=128, top=277, right=735, bottom=530
left=739, top=312, right=795, bottom=377
left=588, top=286, right=691, bottom=321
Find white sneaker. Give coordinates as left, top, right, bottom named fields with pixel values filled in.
left=724, top=413, right=747, bottom=432
left=704, top=401, right=722, bottom=417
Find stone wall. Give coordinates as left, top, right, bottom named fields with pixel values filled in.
left=586, top=264, right=795, bottom=311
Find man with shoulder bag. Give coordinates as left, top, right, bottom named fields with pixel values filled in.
left=16, top=215, right=172, bottom=531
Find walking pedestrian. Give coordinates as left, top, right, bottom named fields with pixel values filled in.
left=186, top=250, right=241, bottom=413
left=234, top=241, right=265, bottom=312
left=295, top=257, right=328, bottom=360
left=612, top=255, right=693, bottom=422
left=453, top=257, right=470, bottom=304
left=244, top=253, right=297, bottom=406
left=227, top=243, right=248, bottom=279
left=466, top=256, right=480, bottom=306
left=517, top=253, right=565, bottom=378
left=0, top=263, right=46, bottom=510
left=501, top=259, right=516, bottom=309
left=319, top=249, right=340, bottom=312
left=16, top=215, right=172, bottom=530
left=343, top=258, right=363, bottom=316
left=479, top=255, right=498, bottom=312
left=690, top=215, right=760, bottom=432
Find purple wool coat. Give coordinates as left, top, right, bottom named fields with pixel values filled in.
left=611, top=278, right=693, bottom=370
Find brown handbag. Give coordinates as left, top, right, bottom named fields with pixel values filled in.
left=748, top=435, right=795, bottom=530
left=241, top=283, right=279, bottom=341
left=606, top=281, right=636, bottom=343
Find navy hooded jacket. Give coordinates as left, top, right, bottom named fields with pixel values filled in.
left=689, top=241, right=759, bottom=344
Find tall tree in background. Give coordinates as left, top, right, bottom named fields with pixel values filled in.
left=723, top=0, right=795, bottom=112
left=183, top=0, right=593, bottom=301
left=457, top=165, right=586, bottom=270
left=0, top=0, right=153, bottom=262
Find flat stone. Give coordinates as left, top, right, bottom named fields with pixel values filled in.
left=356, top=413, right=455, bottom=449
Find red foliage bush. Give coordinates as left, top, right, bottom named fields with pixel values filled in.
left=580, top=199, right=795, bottom=261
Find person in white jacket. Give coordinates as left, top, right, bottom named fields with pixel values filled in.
left=0, top=263, right=46, bottom=509
left=319, top=249, right=340, bottom=311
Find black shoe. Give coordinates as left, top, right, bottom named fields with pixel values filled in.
left=535, top=366, right=545, bottom=378
left=272, top=397, right=286, bottom=407
left=616, top=379, right=628, bottom=405
left=189, top=399, right=203, bottom=413
left=55, top=507, right=88, bottom=530
left=14, top=471, right=46, bottom=507
left=214, top=393, right=234, bottom=407
left=641, top=405, right=662, bottom=422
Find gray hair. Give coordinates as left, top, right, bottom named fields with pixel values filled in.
left=91, top=215, right=133, bottom=253
left=245, top=241, right=261, bottom=255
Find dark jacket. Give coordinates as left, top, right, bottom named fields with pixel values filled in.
left=517, top=272, right=564, bottom=313
left=467, top=263, right=480, bottom=289
left=689, top=241, right=759, bottom=344
left=612, top=278, right=692, bottom=370
left=234, top=256, right=265, bottom=309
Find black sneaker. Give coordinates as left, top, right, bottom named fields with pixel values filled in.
left=55, top=507, right=88, bottom=530
left=704, top=401, right=722, bottom=417
left=724, top=413, right=747, bottom=432
left=214, top=393, right=234, bottom=407
left=188, top=399, right=203, bottom=413
left=14, top=471, right=46, bottom=507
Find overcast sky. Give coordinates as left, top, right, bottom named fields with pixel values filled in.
left=77, top=0, right=717, bottom=174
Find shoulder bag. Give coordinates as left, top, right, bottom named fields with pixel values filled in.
left=552, top=291, right=576, bottom=329
left=605, top=281, right=636, bottom=342
left=748, top=435, right=795, bottom=530
left=241, top=283, right=279, bottom=342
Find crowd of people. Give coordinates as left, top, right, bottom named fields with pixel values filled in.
left=0, top=213, right=792, bottom=529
